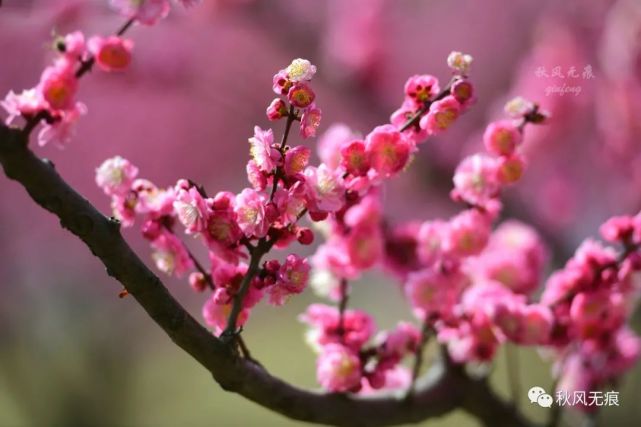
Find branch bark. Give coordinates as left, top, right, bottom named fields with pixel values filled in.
left=0, top=123, right=535, bottom=427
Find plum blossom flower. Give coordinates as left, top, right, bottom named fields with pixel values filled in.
left=37, top=102, right=87, bottom=147
left=316, top=343, right=362, bottom=392
left=317, top=124, right=359, bottom=170
left=340, top=140, right=370, bottom=177
left=504, top=96, right=534, bottom=118
left=266, top=98, right=288, bottom=121
left=202, top=297, right=248, bottom=336
left=95, top=156, right=139, bottom=196
left=1, top=89, right=44, bottom=124
left=268, top=254, right=310, bottom=305
left=304, top=164, right=345, bottom=212
left=404, top=74, right=440, bottom=107
left=286, top=58, right=317, bottom=82
left=300, top=105, right=322, bottom=138
left=234, top=188, right=269, bottom=238
left=38, top=62, right=78, bottom=111
left=248, top=126, right=279, bottom=173
left=288, top=83, right=316, bottom=108
left=87, top=36, right=134, bottom=72
left=173, top=187, right=208, bottom=234
left=447, top=51, right=473, bottom=75
left=483, top=120, right=522, bottom=157
left=452, top=154, right=501, bottom=206
left=284, top=145, right=311, bottom=176
left=443, top=209, right=492, bottom=257
left=366, top=125, right=412, bottom=178
left=420, top=95, right=461, bottom=135
left=150, top=231, right=194, bottom=277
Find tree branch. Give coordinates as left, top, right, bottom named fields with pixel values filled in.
left=0, top=123, right=535, bottom=427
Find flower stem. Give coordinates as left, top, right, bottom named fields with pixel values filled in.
left=269, top=105, right=296, bottom=201
left=337, top=279, right=349, bottom=339
left=221, top=239, right=271, bottom=342
left=406, top=319, right=432, bottom=398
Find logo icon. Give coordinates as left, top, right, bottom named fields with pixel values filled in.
left=528, top=386, right=553, bottom=408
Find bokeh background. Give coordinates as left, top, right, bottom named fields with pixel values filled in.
left=1, top=0, right=641, bottom=426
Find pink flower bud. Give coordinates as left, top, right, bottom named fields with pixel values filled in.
left=266, top=98, right=288, bottom=121
left=189, top=272, right=207, bottom=292
left=297, top=228, right=314, bottom=245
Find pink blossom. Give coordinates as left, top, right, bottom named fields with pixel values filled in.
left=420, top=96, right=461, bottom=135
left=317, top=124, right=359, bottom=170
left=300, top=304, right=375, bottom=351
left=60, top=31, right=87, bottom=61
left=405, top=267, right=468, bottom=320
left=447, top=51, right=473, bottom=75
left=37, top=102, right=87, bottom=147
left=599, top=215, right=635, bottom=243
left=452, top=154, right=501, bottom=206
left=150, top=231, right=194, bottom=277
left=234, top=188, right=269, bottom=238
left=110, top=192, right=137, bottom=227
left=173, top=187, right=208, bottom=234
left=1, top=89, right=44, bottom=124
left=38, top=62, right=78, bottom=111
left=496, top=153, right=526, bottom=184
left=316, top=344, right=362, bottom=392
left=268, top=254, right=310, bottom=305
left=248, top=126, right=280, bottom=173
left=340, top=140, right=370, bottom=177
left=202, top=297, right=248, bottom=337
left=110, top=0, right=171, bottom=26
left=286, top=58, right=317, bottom=82
left=303, top=164, right=345, bottom=212
left=450, top=79, right=475, bottom=107
left=273, top=183, right=306, bottom=226
left=95, top=156, right=139, bottom=196
left=483, top=120, right=521, bottom=156
left=377, top=322, right=420, bottom=357
left=266, top=98, right=288, bottom=121
left=346, top=226, right=383, bottom=270
left=246, top=160, right=267, bottom=191
left=284, top=145, right=311, bottom=176
left=404, top=74, right=440, bottom=107
left=365, top=125, right=412, bottom=178
left=272, top=69, right=292, bottom=96
left=288, top=83, right=315, bottom=108
left=300, top=105, right=322, bottom=138
left=416, top=220, right=447, bottom=266
left=443, top=209, right=491, bottom=257
left=87, top=36, right=133, bottom=72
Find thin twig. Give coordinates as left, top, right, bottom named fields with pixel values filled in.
left=337, top=279, right=349, bottom=339
left=406, top=319, right=432, bottom=398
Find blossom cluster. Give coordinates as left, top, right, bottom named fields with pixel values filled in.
left=89, top=49, right=641, bottom=401
left=1, top=31, right=133, bottom=146
left=541, top=216, right=641, bottom=410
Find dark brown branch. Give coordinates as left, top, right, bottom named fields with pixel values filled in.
left=0, top=123, right=535, bottom=427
